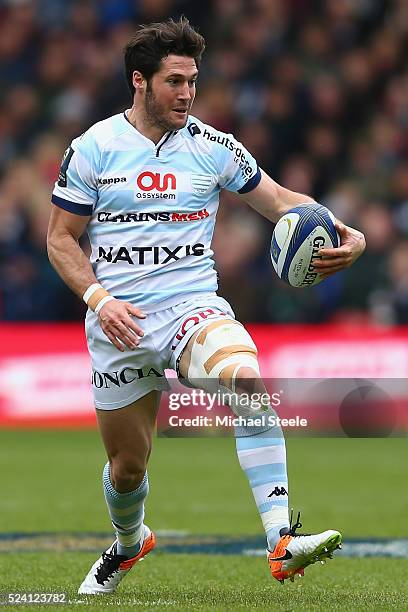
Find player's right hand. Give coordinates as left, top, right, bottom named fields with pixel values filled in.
left=97, top=299, right=146, bottom=352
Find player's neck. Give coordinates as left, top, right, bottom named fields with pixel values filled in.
left=126, top=106, right=167, bottom=145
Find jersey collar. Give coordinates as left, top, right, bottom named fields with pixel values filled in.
left=123, top=110, right=180, bottom=154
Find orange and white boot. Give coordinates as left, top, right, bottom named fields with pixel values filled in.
left=268, top=512, right=342, bottom=584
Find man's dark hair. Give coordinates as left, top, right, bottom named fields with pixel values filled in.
left=124, top=17, right=205, bottom=95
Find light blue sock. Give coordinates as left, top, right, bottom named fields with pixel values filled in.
left=235, top=422, right=289, bottom=550
left=102, top=463, right=148, bottom=558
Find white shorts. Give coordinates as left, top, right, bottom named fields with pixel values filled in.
left=85, top=293, right=235, bottom=410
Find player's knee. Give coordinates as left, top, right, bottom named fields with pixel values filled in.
left=110, top=457, right=147, bottom=492
left=187, top=319, right=260, bottom=389
left=231, top=365, right=264, bottom=395
left=219, top=363, right=257, bottom=391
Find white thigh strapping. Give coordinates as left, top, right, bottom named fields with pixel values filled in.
left=187, top=320, right=260, bottom=385
left=186, top=320, right=280, bottom=427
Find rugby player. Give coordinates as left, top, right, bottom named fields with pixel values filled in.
left=47, top=17, right=365, bottom=594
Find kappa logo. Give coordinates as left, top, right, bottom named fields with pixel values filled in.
left=268, top=486, right=288, bottom=497
left=98, top=176, right=127, bottom=185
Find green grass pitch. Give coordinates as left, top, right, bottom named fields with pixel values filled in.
left=0, top=431, right=407, bottom=610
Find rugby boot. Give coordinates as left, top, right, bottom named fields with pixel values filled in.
left=78, top=526, right=156, bottom=594
left=268, top=512, right=342, bottom=584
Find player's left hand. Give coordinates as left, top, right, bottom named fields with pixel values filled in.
left=313, top=220, right=366, bottom=278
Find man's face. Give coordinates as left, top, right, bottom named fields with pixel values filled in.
left=144, top=55, right=198, bottom=132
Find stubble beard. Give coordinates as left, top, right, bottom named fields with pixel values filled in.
left=145, top=83, right=188, bottom=132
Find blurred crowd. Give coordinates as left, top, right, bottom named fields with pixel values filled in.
left=0, top=0, right=407, bottom=324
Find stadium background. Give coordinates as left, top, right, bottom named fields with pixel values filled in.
left=0, top=1, right=407, bottom=608
left=1, top=0, right=408, bottom=324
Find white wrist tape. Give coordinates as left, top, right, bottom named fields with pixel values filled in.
left=83, top=283, right=112, bottom=311
left=95, top=295, right=115, bottom=314
left=82, top=283, right=102, bottom=304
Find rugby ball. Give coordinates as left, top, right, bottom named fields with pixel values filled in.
left=271, top=203, right=339, bottom=287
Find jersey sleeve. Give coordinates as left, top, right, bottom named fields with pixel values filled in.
left=51, top=131, right=99, bottom=216
left=215, top=131, right=261, bottom=194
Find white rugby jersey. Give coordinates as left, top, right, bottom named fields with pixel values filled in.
left=51, top=112, right=261, bottom=311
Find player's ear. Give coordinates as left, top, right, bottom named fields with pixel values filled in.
left=133, top=71, right=145, bottom=92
